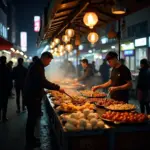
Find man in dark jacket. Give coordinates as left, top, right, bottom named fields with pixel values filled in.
left=24, top=52, right=64, bottom=149
left=76, top=59, right=94, bottom=89
left=0, top=56, right=11, bottom=122
left=13, top=58, right=28, bottom=113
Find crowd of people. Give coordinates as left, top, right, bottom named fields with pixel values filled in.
left=0, top=51, right=150, bottom=149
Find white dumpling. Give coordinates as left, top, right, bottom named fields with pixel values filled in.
left=67, top=118, right=78, bottom=126
left=97, top=121, right=104, bottom=128
left=77, top=124, right=85, bottom=130
left=79, top=119, right=87, bottom=127
left=90, top=118, right=98, bottom=127
left=79, top=113, right=84, bottom=118
left=86, top=123, right=92, bottom=130
left=83, top=109, right=90, bottom=117
left=65, top=123, right=76, bottom=131
left=70, top=113, right=78, bottom=119
left=87, top=113, right=97, bottom=120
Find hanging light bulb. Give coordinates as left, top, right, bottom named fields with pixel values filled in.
left=54, top=38, right=60, bottom=45
left=54, top=47, right=58, bottom=52
left=50, top=49, right=54, bottom=53
left=65, top=28, right=75, bottom=38
left=83, top=12, right=98, bottom=29
left=50, top=45, right=53, bottom=49
left=50, top=42, right=55, bottom=48
left=87, top=32, right=99, bottom=44
left=60, top=52, right=63, bottom=56
left=58, top=45, right=65, bottom=52
left=112, top=0, right=126, bottom=15
left=65, top=44, right=73, bottom=52
left=62, top=35, right=70, bottom=43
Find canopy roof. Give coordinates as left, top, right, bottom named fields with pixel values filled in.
left=43, top=0, right=150, bottom=40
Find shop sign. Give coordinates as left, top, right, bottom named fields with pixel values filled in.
left=20, top=32, right=27, bottom=52
left=124, top=50, right=134, bottom=56
left=34, top=16, right=40, bottom=32
left=121, top=42, right=134, bottom=50
left=135, top=37, right=147, bottom=47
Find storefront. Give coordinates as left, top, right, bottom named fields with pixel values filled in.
left=134, top=37, right=148, bottom=69
left=120, top=42, right=135, bottom=71
left=0, top=36, right=13, bottom=62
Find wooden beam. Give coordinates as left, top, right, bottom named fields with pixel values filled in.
left=53, top=1, right=90, bottom=38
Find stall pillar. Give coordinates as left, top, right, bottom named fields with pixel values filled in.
left=117, top=19, right=121, bottom=60
left=76, top=48, right=80, bottom=77
left=66, top=51, right=68, bottom=60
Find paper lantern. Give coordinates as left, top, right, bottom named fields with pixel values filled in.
left=62, top=35, right=70, bottom=43
left=54, top=38, right=60, bottom=45
left=65, top=44, right=73, bottom=52
left=65, top=28, right=75, bottom=38
left=83, top=12, right=98, bottom=29
left=58, top=45, right=65, bottom=52
left=87, top=32, right=99, bottom=44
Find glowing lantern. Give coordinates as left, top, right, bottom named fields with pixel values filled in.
left=58, top=45, right=65, bottom=52
left=87, top=32, right=99, bottom=44
left=62, top=35, right=70, bottom=43
left=65, top=28, right=75, bottom=38
left=83, top=12, right=98, bottom=29
left=50, top=49, right=54, bottom=53
left=50, top=42, right=55, bottom=48
left=54, top=47, right=58, bottom=52
left=54, top=38, right=60, bottom=45
left=65, top=44, right=73, bottom=52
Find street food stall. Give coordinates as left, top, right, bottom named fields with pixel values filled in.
left=44, top=79, right=150, bottom=150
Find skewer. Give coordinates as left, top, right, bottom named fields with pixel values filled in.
left=64, top=92, right=74, bottom=101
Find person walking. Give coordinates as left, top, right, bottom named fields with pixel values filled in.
left=137, top=59, right=150, bottom=114
left=23, top=52, right=65, bottom=149
left=13, top=58, right=28, bottom=113
left=0, top=56, right=11, bottom=122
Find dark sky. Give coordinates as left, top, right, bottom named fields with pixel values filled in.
left=13, top=0, right=48, bottom=56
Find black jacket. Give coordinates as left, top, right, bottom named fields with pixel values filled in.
left=24, top=59, right=60, bottom=102
left=13, top=65, right=28, bottom=88
left=78, top=65, right=94, bottom=82
left=137, top=67, right=150, bottom=91
left=0, top=64, right=11, bottom=94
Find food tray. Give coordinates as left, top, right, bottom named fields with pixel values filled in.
left=81, top=93, right=106, bottom=98
left=104, top=106, right=136, bottom=112
left=100, top=117, right=148, bottom=125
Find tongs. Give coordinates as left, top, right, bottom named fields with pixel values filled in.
left=106, top=91, right=110, bottom=99
left=64, top=92, right=74, bottom=101
left=91, top=91, right=94, bottom=97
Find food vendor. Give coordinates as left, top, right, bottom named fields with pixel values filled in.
left=92, top=51, right=132, bottom=103
left=75, top=59, right=94, bottom=89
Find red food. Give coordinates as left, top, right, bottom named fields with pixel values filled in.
left=102, top=111, right=148, bottom=123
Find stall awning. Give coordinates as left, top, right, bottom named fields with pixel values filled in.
left=0, top=36, right=13, bottom=50
left=44, top=0, right=150, bottom=40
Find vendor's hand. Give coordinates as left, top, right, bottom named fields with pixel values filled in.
left=59, top=88, right=65, bottom=93
left=92, top=85, right=100, bottom=91
left=109, top=87, right=118, bottom=93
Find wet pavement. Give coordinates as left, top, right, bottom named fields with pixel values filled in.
left=0, top=92, right=141, bottom=150
left=0, top=95, right=53, bottom=150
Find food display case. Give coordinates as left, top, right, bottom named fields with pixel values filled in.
left=44, top=89, right=150, bottom=150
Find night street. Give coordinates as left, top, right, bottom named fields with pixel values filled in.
left=0, top=94, right=53, bottom=150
